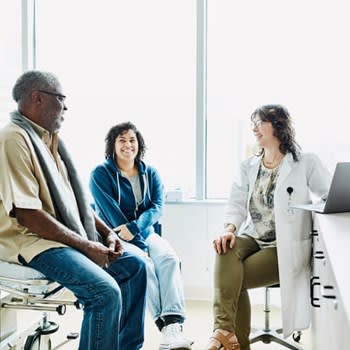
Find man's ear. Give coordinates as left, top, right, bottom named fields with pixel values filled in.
left=31, top=90, right=42, bottom=105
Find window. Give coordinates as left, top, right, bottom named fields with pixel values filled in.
left=207, top=0, right=350, bottom=198
left=7, top=1, right=349, bottom=200
left=36, top=0, right=196, bottom=194
left=0, top=1, right=22, bottom=127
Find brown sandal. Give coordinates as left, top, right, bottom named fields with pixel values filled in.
left=206, top=329, right=240, bottom=350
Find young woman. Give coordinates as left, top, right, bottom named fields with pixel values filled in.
left=205, top=105, right=331, bottom=350
left=89, top=122, right=192, bottom=350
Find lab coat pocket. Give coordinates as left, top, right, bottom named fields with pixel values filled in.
left=292, top=238, right=312, bottom=276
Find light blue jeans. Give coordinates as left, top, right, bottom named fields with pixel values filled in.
left=121, top=233, right=185, bottom=321
left=24, top=247, right=147, bottom=350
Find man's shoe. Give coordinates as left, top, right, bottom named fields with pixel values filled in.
left=159, top=323, right=193, bottom=350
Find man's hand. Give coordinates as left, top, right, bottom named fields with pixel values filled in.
left=212, top=231, right=236, bottom=254
left=105, top=232, right=124, bottom=263
left=93, top=213, right=124, bottom=265
left=82, top=241, right=115, bottom=267
left=114, top=224, right=134, bottom=242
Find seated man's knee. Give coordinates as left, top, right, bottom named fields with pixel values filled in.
left=98, top=280, right=122, bottom=306
left=132, top=253, right=148, bottom=276
left=81, top=278, right=121, bottom=312
left=124, top=253, right=148, bottom=285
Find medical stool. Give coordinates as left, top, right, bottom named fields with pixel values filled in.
left=249, top=285, right=303, bottom=350
left=0, top=260, right=80, bottom=350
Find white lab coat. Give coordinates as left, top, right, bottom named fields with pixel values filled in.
left=224, top=152, right=331, bottom=338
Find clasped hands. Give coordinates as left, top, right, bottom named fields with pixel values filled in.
left=84, top=232, right=123, bottom=268
left=88, top=225, right=134, bottom=268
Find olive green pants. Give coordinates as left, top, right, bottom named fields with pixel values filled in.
left=213, top=235, right=279, bottom=350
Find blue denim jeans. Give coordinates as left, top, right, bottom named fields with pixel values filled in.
left=121, top=233, right=185, bottom=321
left=25, top=247, right=147, bottom=350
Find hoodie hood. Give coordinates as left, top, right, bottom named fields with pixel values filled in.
left=104, top=157, right=149, bottom=205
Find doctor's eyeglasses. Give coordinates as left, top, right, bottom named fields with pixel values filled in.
left=251, top=119, right=265, bottom=129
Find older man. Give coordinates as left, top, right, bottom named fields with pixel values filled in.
left=0, top=71, right=147, bottom=350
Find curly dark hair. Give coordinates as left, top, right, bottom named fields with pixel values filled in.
left=251, top=104, right=301, bottom=161
left=104, top=122, right=146, bottom=161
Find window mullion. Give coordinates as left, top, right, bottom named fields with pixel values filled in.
left=196, top=0, right=207, bottom=200
left=21, top=0, right=36, bottom=71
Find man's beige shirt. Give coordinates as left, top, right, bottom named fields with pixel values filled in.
left=0, top=117, right=79, bottom=263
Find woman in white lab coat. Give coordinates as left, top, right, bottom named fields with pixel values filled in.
left=205, top=105, right=331, bottom=350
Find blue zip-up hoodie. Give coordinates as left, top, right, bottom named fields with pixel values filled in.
left=89, top=157, right=164, bottom=251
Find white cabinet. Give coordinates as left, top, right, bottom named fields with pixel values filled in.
left=311, top=215, right=350, bottom=350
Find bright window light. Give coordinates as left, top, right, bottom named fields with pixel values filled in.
left=36, top=0, right=196, bottom=195
left=207, top=0, right=350, bottom=198
left=0, top=0, right=22, bottom=127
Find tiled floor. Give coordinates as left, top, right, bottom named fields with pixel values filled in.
left=45, top=297, right=311, bottom=349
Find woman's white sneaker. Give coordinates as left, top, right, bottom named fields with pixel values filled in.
left=159, top=323, right=193, bottom=350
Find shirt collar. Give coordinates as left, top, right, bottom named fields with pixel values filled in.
left=20, top=114, right=58, bottom=150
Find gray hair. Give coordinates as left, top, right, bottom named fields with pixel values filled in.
left=12, top=70, right=61, bottom=102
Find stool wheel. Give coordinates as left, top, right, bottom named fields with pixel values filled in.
left=56, top=304, right=66, bottom=315
left=292, top=331, right=301, bottom=343
left=74, top=300, right=82, bottom=309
